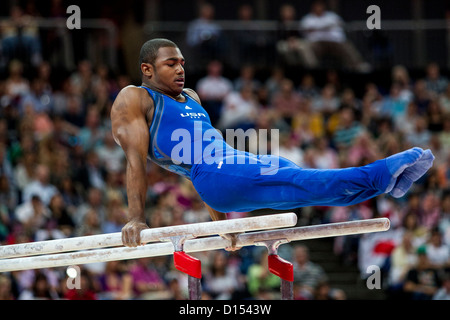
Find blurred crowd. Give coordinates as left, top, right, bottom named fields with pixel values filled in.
left=0, top=1, right=450, bottom=301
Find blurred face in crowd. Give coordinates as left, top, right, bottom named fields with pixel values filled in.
left=294, top=245, right=309, bottom=265
left=311, top=1, right=325, bottom=16
left=207, top=60, right=222, bottom=77
left=280, top=5, right=295, bottom=21
left=35, top=164, right=50, bottom=184
left=199, top=4, right=214, bottom=20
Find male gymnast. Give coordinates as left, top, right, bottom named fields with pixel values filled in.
left=110, top=39, right=434, bottom=248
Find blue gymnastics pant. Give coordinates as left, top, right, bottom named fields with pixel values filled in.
left=191, top=152, right=392, bottom=213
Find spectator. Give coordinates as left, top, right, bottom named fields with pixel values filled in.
left=438, top=191, right=450, bottom=246
left=233, top=65, right=261, bottom=92
left=14, top=195, right=50, bottom=236
left=73, top=187, right=106, bottom=229
left=75, top=208, right=102, bottom=237
left=425, top=228, right=450, bottom=269
left=312, top=84, right=340, bottom=117
left=420, top=192, right=441, bottom=230
left=406, top=116, right=431, bottom=149
left=129, top=258, right=169, bottom=299
left=0, top=203, right=10, bottom=242
left=271, top=78, right=303, bottom=126
left=185, top=3, right=224, bottom=65
left=75, top=151, right=107, bottom=191
left=18, top=271, right=58, bottom=300
left=62, top=94, right=85, bottom=129
left=433, top=274, right=450, bottom=300
left=0, top=173, right=18, bottom=214
left=313, top=281, right=346, bottom=300
left=196, top=60, right=233, bottom=126
left=246, top=251, right=281, bottom=299
left=402, top=205, right=428, bottom=237
left=22, top=163, right=58, bottom=206
left=264, top=67, right=286, bottom=103
left=304, top=136, right=339, bottom=169
left=413, top=79, right=432, bottom=115
left=299, top=0, right=369, bottom=72
left=403, top=246, right=441, bottom=300
left=332, top=106, right=364, bottom=151
left=47, top=193, right=75, bottom=237
left=292, top=244, right=328, bottom=299
left=218, top=83, right=259, bottom=131
left=425, top=62, right=449, bottom=97
left=95, top=131, right=125, bottom=173
left=395, top=101, right=421, bottom=137
left=298, top=74, right=320, bottom=100
left=203, top=251, right=246, bottom=300
left=234, top=4, right=270, bottom=66
left=273, top=132, right=305, bottom=167
left=57, top=175, right=83, bottom=215
left=346, top=131, right=381, bottom=167
left=380, top=83, right=409, bottom=123
left=77, top=107, right=106, bottom=152
left=426, top=99, right=444, bottom=133
left=391, top=65, right=414, bottom=103
left=97, top=261, right=133, bottom=300
left=70, top=60, right=96, bottom=102
left=102, top=192, right=127, bottom=234
left=19, top=77, right=54, bottom=115
left=276, top=4, right=318, bottom=68
left=183, top=195, right=211, bottom=224
left=439, top=83, right=450, bottom=113
left=0, top=275, right=14, bottom=300
left=387, top=231, right=418, bottom=298
left=64, top=269, right=97, bottom=300
left=1, top=6, right=42, bottom=68
left=0, top=141, right=15, bottom=188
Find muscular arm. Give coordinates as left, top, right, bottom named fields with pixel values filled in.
left=204, top=203, right=227, bottom=221
left=111, top=86, right=151, bottom=247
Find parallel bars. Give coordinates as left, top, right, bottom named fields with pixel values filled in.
left=0, top=217, right=390, bottom=273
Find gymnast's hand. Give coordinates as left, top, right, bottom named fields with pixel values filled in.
left=220, top=233, right=242, bottom=251
left=121, top=218, right=150, bottom=247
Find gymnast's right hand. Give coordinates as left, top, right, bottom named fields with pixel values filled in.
left=121, top=218, right=150, bottom=247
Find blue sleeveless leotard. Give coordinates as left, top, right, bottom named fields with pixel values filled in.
left=141, top=86, right=393, bottom=213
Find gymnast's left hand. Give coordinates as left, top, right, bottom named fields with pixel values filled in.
left=220, top=233, right=241, bottom=251
left=121, top=218, right=150, bottom=247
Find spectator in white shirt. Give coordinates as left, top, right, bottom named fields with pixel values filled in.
left=22, top=164, right=58, bottom=206
left=426, top=228, right=450, bottom=269
left=299, top=0, right=369, bottom=72
left=218, top=84, right=259, bottom=132
left=196, top=60, right=233, bottom=126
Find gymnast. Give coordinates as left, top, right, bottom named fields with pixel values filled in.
left=110, top=39, right=434, bottom=248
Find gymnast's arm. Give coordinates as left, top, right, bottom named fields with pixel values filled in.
left=204, top=203, right=227, bottom=221
left=111, top=86, right=151, bottom=247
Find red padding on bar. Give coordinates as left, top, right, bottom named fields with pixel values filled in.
left=173, top=251, right=202, bottom=279
left=268, top=254, right=294, bottom=282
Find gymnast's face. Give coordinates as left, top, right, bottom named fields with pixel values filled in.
left=143, top=46, right=186, bottom=98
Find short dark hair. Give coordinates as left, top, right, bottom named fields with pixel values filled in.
left=139, top=38, right=178, bottom=68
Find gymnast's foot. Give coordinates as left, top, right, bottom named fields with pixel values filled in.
left=384, top=147, right=435, bottom=198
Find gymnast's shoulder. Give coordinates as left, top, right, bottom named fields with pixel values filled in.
left=112, top=85, right=155, bottom=110
left=183, top=88, right=202, bottom=104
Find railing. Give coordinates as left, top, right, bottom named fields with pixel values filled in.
left=0, top=17, right=119, bottom=72
left=143, top=19, right=450, bottom=70
left=1, top=17, right=447, bottom=74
